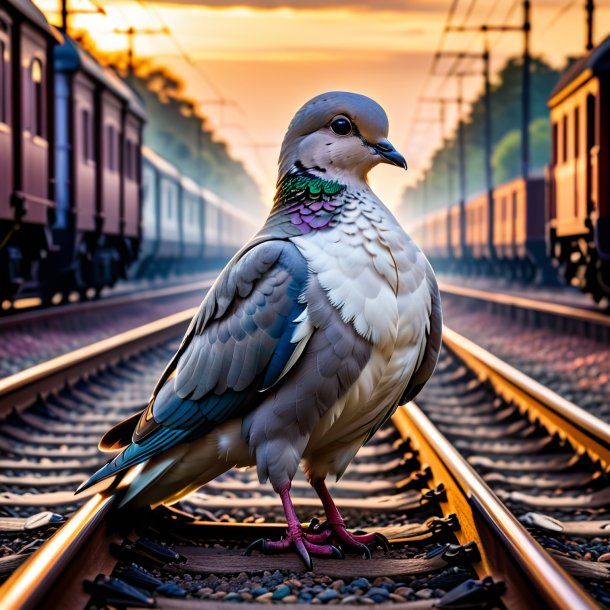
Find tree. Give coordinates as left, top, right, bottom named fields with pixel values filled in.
left=400, top=56, right=561, bottom=216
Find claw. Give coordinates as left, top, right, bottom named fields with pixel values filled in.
left=294, top=538, right=313, bottom=571
left=374, top=533, right=390, bottom=554
left=244, top=538, right=265, bottom=556
left=331, top=545, right=344, bottom=559
left=361, top=543, right=372, bottom=559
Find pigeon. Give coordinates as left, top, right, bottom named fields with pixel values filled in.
left=77, top=91, right=442, bottom=568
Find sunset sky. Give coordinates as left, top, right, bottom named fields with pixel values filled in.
left=36, top=0, right=610, bottom=210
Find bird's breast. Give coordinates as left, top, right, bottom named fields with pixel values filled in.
left=290, top=195, right=401, bottom=348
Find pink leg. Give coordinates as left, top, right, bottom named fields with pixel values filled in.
left=309, top=478, right=389, bottom=557
left=244, top=482, right=342, bottom=569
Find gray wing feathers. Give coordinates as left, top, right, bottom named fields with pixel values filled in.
left=173, top=245, right=299, bottom=401
left=400, top=265, right=442, bottom=405
left=245, top=276, right=372, bottom=485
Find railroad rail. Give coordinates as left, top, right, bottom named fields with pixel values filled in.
left=439, top=282, right=610, bottom=341
left=0, top=310, right=608, bottom=609
left=0, top=275, right=215, bottom=326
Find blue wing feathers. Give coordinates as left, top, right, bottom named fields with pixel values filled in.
left=77, top=241, right=309, bottom=494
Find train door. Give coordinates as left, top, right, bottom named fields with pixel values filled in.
left=586, top=93, right=597, bottom=215
left=19, top=25, right=51, bottom=223
left=0, top=10, right=12, bottom=221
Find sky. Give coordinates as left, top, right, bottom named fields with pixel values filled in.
left=36, top=0, right=610, bottom=210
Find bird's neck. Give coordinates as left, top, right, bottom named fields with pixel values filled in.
left=267, top=165, right=348, bottom=234
left=273, top=165, right=344, bottom=206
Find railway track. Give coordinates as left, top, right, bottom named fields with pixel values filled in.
left=0, top=306, right=607, bottom=608
left=439, top=282, right=610, bottom=341
left=0, top=274, right=218, bottom=379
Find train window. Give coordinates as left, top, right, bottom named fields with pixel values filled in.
left=107, top=125, right=115, bottom=171
left=82, top=109, right=95, bottom=162
left=562, top=115, right=568, bottom=163
left=587, top=94, right=596, bottom=150
left=167, top=186, right=173, bottom=219
left=30, top=59, right=44, bottom=137
left=125, top=141, right=132, bottom=179
left=574, top=107, right=580, bottom=159
left=0, top=40, right=5, bottom=124
left=551, top=122, right=558, bottom=165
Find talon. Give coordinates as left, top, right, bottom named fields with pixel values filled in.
left=244, top=538, right=265, bottom=556
left=294, top=538, right=313, bottom=571
left=361, top=544, right=372, bottom=559
left=308, top=517, right=321, bottom=531
left=374, top=533, right=390, bottom=553
left=331, top=545, right=344, bottom=559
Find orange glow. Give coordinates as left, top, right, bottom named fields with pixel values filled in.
left=33, top=1, right=610, bottom=208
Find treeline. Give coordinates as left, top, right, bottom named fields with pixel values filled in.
left=74, top=34, right=265, bottom=216
left=401, top=57, right=561, bottom=214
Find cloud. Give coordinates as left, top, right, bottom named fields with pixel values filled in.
left=151, top=0, right=447, bottom=11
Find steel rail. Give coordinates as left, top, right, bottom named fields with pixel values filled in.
left=0, top=493, right=113, bottom=610
left=439, top=282, right=610, bottom=330
left=0, top=307, right=198, bottom=414
left=392, top=403, right=599, bottom=610
left=0, top=276, right=214, bottom=328
left=443, top=325, right=610, bottom=470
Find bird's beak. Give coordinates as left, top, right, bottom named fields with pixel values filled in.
left=372, top=138, right=407, bottom=170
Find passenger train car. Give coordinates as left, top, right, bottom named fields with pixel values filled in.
left=403, top=35, right=610, bottom=305
left=136, top=147, right=258, bottom=279
left=0, top=0, right=259, bottom=306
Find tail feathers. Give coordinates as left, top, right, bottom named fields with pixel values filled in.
left=99, top=411, right=143, bottom=451
left=79, top=426, right=192, bottom=496
left=118, top=445, right=188, bottom=508
left=75, top=459, right=123, bottom=494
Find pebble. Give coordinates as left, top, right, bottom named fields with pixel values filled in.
left=349, top=578, right=370, bottom=590
left=256, top=592, right=274, bottom=603
left=415, top=588, right=434, bottom=599
left=598, top=552, right=610, bottom=562
left=223, top=593, right=241, bottom=602
left=283, top=595, right=298, bottom=603
left=272, top=585, right=291, bottom=600
left=317, top=589, right=339, bottom=602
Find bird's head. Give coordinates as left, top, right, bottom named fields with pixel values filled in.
left=277, top=91, right=407, bottom=184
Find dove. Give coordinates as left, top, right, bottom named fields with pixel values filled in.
left=77, top=91, right=442, bottom=569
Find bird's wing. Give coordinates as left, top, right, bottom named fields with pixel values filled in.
left=364, top=265, right=442, bottom=444
left=78, top=240, right=310, bottom=492
left=398, top=268, right=442, bottom=404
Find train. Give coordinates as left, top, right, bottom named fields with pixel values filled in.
left=400, top=35, right=610, bottom=306
left=0, top=0, right=258, bottom=307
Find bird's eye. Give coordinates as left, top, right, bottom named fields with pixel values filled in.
left=330, top=116, right=352, bottom=136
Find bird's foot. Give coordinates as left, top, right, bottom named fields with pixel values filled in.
left=306, top=518, right=389, bottom=558
left=244, top=525, right=343, bottom=570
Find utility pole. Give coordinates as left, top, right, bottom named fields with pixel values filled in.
left=61, top=0, right=67, bottom=32
left=586, top=0, right=595, bottom=51
left=58, top=0, right=106, bottom=33
left=419, top=96, right=461, bottom=207
left=446, top=0, right=532, bottom=179
left=113, top=27, right=169, bottom=77
left=522, top=0, right=531, bottom=179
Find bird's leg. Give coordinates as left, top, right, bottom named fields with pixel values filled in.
left=244, top=482, right=342, bottom=570
left=309, top=478, right=389, bottom=556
